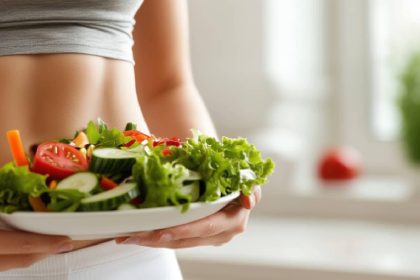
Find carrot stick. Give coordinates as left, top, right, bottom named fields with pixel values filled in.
left=28, top=196, right=49, bottom=212
left=49, top=180, right=58, bottom=190
left=6, top=130, right=29, bottom=166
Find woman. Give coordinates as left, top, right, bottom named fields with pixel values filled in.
left=0, top=0, right=261, bottom=279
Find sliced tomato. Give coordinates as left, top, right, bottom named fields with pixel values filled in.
left=123, top=130, right=151, bottom=147
left=31, top=142, right=88, bottom=180
left=153, top=137, right=182, bottom=147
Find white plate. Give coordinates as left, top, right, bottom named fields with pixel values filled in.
left=0, top=192, right=239, bottom=240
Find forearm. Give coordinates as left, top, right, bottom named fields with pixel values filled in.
left=139, top=84, right=217, bottom=139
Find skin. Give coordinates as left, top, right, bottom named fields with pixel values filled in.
left=0, top=0, right=260, bottom=272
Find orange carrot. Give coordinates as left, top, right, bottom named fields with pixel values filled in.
left=6, top=130, right=29, bottom=166
left=49, top=180, right=58, bottom=190
left=28, top=196, right=49, bottom=212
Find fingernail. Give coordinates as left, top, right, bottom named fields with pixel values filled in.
left=56, top=243, right=74, bottom=253
left=159, top=233, right=173, bottom=242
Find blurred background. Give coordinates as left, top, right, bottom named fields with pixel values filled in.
left=176, top=0, right=420, bottom=279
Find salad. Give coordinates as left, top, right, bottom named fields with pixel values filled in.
left=0, top=120, right=275, bottom=213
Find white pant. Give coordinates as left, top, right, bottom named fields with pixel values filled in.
left=0, top=241, right=183, bottom=280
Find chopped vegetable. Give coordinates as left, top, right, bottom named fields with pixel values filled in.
left=125, top=122, right=137, bottom=131
left=153, top=137, right=182, bottom=148
left=162, top=149, right=172, bottom=156
left=47, top=188, right=86, bottom=212
left=0, top=119, right=275, bottom=213
left=28, top=196, right=48, bottom=212
left=79, top=183, right=139, bottom=211
left=49, top=180, right=58, bottom=190
left=100, top=176, right=118, bottom=190
left=73, top=131, right=89, bottom=148
left=6, top=130, right=29, bottom=166
left=86, top=121, right=101, bottom=144
left=31, top=143, right=89, bottom=180
left=0, top=163, right=48, bottom=212
left=132, top=151, right=202, bottom=212
left=123, top=130, right=150, bottom=147
left=90, top=148, right=138, bottom=174
left=56, top=172, right=98, bottom=193
left=84, top=120, right=131, bottom=147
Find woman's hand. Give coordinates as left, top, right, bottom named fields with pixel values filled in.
left=115, top=186, right=262, bottom=248
left=0, top=230, right=73, bottom=271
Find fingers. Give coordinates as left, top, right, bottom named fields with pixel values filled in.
left=118, top=203, right=250, bottom=246
left=239, top=185, right=262, bottom=210
left=129, top=231, right=238, bottom=249
left=254, top=185, right=262, bottom=204
left=0, top=254, right=49, bottom=272
left=0, top=231, right=73, bottom=255
left=115, top=186, right=262, bottom=249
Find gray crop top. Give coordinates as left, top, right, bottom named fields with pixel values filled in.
left=0, top=0, right=144, bottom=63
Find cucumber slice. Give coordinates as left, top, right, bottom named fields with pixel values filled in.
left=125, top=122, right=137, bottom=131
left=117, top=203, right=136, bottom=211
left=80, top=183, right=139, bottom=211
left=90, top=148, right=138, bottom=174
left=56, top=172, right=98, bottom=194
left=180, top=181, right=200, bottom=202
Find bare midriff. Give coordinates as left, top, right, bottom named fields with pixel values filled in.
left=0, top=53, right=149, bottom=251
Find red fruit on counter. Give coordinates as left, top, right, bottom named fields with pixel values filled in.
left=318, top=147, right=363, bottom=181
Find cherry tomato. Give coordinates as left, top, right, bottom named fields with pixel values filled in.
left=318, top=147, right=363, bottom=181
left=123, top=130, right=150, bottom=147
left=31, top=142, right=88, bottom=180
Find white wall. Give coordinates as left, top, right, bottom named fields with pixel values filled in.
left=187, top=0, right=332, bottom=192
left=187, top=0, right=276, bottom=137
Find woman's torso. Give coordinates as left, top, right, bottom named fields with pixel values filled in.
left=0, top=53, right=149, bottom=250
left=0, top=53, right=149, bottom=162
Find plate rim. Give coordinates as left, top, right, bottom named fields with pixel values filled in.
left=0, top=192, right=240, bottom=217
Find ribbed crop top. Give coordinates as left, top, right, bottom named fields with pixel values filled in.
left=0, top=0, right=144, bottom=63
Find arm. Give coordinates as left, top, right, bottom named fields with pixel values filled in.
left=0, top=231, right=73, bottom=271
left=116, top=0, right=261, bottom=249
left=133, top=0, right=216, bottom=138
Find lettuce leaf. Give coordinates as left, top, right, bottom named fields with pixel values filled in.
left=0, top=163, right=48, bottom=212
left=132, top=151, right=201, bottom=212
left=132, top=132, right=275, bottom=211
left=167, top=132, right=275, bottom=201
left=84, top=119, right=131, bottom=147
left=47, top=189, right=86, bottom=212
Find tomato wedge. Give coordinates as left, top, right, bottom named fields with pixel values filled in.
left=123, top=130, right=151, bottom=147
left=31, top=142, right=88, bottom=180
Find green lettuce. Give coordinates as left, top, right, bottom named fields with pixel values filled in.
left=0, top=163, right=48, bottom=213
left=47, top=189, right=86, bottom=212
left=133, top=151, right=201, bottom=212
left=85, top=119, right=131, bottom=147
left=165, top=132, right=274, bottom=200
left=132, top=132, right=275, bottom=211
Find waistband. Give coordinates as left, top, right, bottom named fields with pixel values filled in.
left=0, top=241, right=182, bottom=280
